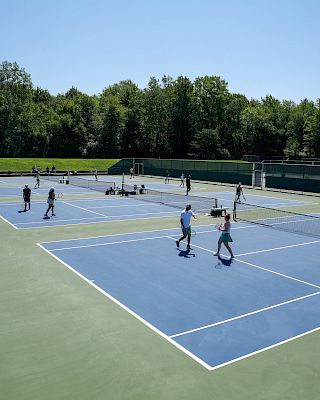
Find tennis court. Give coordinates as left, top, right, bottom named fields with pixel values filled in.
left=39, top=221, right=320, bottom=370
left=0, top=174, right=312, bottom=229
left=1, top=173, right=320, bottom=399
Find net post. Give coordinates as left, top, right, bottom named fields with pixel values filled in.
left=233, top=201, right=237, bottom=222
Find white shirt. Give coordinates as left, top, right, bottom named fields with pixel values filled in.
left=180, top=209, right=194, bottom=228
left=221, top=221, right=231, bottom=233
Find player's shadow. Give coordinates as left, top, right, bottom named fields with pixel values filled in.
left=214, top=256, right=232, bottom=268
left=178, top=249, right=196, bottom=258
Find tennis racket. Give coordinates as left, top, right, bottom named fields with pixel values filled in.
left=191, top=228, right=197, bottom=237
left=215, top=223, right=221, bottom=231
left=57, top=192, right=63, bottom=199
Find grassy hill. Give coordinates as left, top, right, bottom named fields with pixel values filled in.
left=0, top=158, right=120, bottom=172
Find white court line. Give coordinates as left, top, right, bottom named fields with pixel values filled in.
left=16, top=213, right=181, bottom=229
left=61, top=200, right=108, bottom=217
left=38, top=236, right=320, bottom=372
left=43, top=224, right=259, bottom=248
left=0, top=214, right=18, bottom=229
left=17, top=211, right=180, bottom=226
left=235, top=258, right=320, bottom=289
left=239, top=215, right=320, bottom=225
left=236, top=240, right=320, bottom=257
left=16, top=215, right=107, bottom=225
left=170, top=291, right=320, bottom=338
left=36, top=243, right=212, bottom=371
left=39, top=223, right=220, bottom=244
left=87, top=203, right=159, bottom=209
left=208, top=326, right=320, bottom=371
left=49, top=232, right=320, bottom=289
left=49, top=235, right=172, bottom=252
left=166, top=237, right=320, bottom=289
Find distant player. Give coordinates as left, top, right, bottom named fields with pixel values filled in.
left=176, top=204, right=196, bottom=251
left=214, top=213, right=234, bottom=260
left=22, top=184, right=31, bottom=211
left=44, top=187, right=56, bottom=218
left=165, top=170, right=170, bottom=184
left=94, top=169, right=98, bottom=181
left=235, top=182, right=244, bottom=202
left=179, top=173, right=185, bottom=188
left=130, top=167, right=134, bottom=178
left=186, top=175, right=191, bottom=195
left=34, top=170, right=40, bottom=188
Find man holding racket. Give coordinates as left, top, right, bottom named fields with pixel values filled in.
left=235, top=182, right=245, bottom=203
left=22, top=184, right=31, bottom=211
left=176, top=204, right=196, bottom=251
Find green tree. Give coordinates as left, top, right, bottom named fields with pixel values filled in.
left=0, top=61, right=33, bottom=156
left=190, top=128, right=220, bottom=159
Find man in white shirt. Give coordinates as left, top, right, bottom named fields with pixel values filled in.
left=176, top=204, right=196, bottom=250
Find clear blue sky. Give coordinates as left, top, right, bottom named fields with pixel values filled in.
left=1, top=0, right=319, bottom=102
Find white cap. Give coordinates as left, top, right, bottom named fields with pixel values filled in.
left=50, top=187, right=55, bottom=190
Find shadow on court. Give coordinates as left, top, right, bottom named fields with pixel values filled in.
left=214, top=256, right=232, bottom=268
left=178, top=249, right=196, bottom=258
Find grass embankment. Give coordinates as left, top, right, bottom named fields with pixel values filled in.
left=0, top=158, right=120, bottom=171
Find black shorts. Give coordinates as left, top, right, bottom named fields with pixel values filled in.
left=24, top=198, right=30, bottom=203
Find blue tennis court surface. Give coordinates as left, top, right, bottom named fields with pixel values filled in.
left=39, top=223, right=320, bottom=370
left=0, top=190, right=311, bottom=229
left=0, top=197, right=180, bottom=228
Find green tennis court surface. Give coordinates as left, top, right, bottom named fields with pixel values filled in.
left=1, top=175, right=320, bottom=400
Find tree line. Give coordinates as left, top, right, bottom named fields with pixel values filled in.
left=1, top=61, right=320, bottom=160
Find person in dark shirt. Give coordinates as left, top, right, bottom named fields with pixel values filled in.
left=235, top=182, right=245, bottom=202
left=44, top=187, right=56, bottom=218
left=23, top=184, right=31, bottom=211
left=165, top=170, right=170, bottom=184
left=186, top=175, right=191, bottom=195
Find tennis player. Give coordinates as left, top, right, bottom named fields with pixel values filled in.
left=23, top=184, right=31, bottom=211
left=214, top=213, right=234, bottom=260
left=34, top=170, right=40, bottom=188
left=235, top=182, right=244, bottom=202
left=186, top=175, right=191, bottom=195
left=176, top=204, right=196, bottom=250
left=44, top=187, right=56, bottom=218
left=179, top=173, right=185, bottom=187
left=130, top=167, right=134, bottom=178
left=94, top=169, right=98, bottom=181
left=165, top=170, right=170, bottom=184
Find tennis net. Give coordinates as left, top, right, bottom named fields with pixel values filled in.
left=122, top=183, right=218, bottom=214
left=44, top=174, right=116, bottom=193
left=233, top=201, right=320, bottom=238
